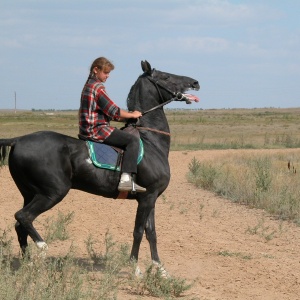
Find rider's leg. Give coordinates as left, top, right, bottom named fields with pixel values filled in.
left=104, top=129, right=146, bottom=193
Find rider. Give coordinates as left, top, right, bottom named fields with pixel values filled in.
left=78, top=57, right=146, bottom=193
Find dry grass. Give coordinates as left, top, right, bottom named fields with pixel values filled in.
left=167, top=108, right=300, bottom=149
left=1, top=107, right=300, bottom=149
left=187, top=151, right=300, bottom=225
left=0, top=220, right=193, bottom=300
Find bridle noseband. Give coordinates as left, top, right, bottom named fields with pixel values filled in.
left=141, top=74, right=185, bottom=116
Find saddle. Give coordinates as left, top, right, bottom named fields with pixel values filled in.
left=79, top=126, right=144, bottom=171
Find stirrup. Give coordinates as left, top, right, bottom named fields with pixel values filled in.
left=131, top=181, right=146, bottom=193
left=132, top=181, right=136, bottom=194
left=118, top=179, right=146, bottom=193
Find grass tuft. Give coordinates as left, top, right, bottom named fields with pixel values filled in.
left=44, top=211, right=74, bottom=243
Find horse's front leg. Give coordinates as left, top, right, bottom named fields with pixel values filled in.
left=145, top=208, right=159, bottom=262
left=130, top=194, right=158, bottom=262
left=145, top=207, right=169, bottom=278
left=131, top=206, right=160, bottom=262
left=131, top=194, right=169, bottom=277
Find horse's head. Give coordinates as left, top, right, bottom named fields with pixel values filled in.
left=127, top=60, right=200, bottom=112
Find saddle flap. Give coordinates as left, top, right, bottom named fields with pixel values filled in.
left=86, top=141, right=122, bottom=171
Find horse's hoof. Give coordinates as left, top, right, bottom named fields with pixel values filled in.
left=36, top=241, right=48, bottom=251
left=35, top=241, right=48, bottom=258
left=152, top=260, right=170, bottom=278
left=135, top=265, right=143, bottom=278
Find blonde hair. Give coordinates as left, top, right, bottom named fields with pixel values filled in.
left=90, top=57, right=115, bottom=73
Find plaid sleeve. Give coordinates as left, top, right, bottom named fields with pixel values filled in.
left=96, top=87, right=121, bottom=121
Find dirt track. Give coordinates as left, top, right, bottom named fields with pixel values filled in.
left=1, top=149, right=300, bottom=300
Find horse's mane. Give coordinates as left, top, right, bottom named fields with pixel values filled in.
left=126, top=86, right=136, bottom=111
left=126, top=74, right=146, bottom=111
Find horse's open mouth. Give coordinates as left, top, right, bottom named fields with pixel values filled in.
left=183, top=93, right=200, bottom=103
left=182, top=82, right=200, bottom=103
left=179, top=88, right=200, bottom=104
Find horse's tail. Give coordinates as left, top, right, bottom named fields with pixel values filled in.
left=0, top=138, right=18, bottom=166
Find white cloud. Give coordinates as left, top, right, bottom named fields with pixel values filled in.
left=136, top=37, right=230, bottom=54
left=0, top=39, right=22, bottom=48
left=159, top=0, right=282, bottom=27
left=181, top=36, right=230, bottom=52
left=236, top=42, right=268, bottom=57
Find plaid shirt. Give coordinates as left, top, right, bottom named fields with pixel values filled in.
left=79, top=75, right=121, bottom=141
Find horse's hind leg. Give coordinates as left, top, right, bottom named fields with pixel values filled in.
left=15, top=221, right=29, bottom=255
left=14, top=189, right=69, bottom=254
left=14, top=194, right=33, bottom=255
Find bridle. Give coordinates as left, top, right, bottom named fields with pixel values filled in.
left=136, top=72, right=187, bottom=136
left=141, top=73, right=186, bottom=116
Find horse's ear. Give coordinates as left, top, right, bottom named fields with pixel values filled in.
left=141, top=60, right=152, bottom=75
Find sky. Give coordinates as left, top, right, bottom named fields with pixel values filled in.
left=0, top=0, right=299, bottom=110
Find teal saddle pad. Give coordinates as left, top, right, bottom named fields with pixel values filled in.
left=86, top=140, right=144, bottom=171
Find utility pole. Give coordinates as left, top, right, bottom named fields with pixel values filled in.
left=14, top=91, right=16, bottom=113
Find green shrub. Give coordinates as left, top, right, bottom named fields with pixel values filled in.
left=44, top=211, right=74, bottom=243
left=129, top=262, right=193, bottom=299
left=187, top=157, right=219, bottom=190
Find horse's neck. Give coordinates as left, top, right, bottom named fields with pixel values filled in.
left=139, top=110, right=171, bottom=156
left=140, top=109, right=170, bottom=132
left=130, top=91, right=170, bottom=147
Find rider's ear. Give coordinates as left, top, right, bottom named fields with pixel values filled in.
left=92, top=66, right=98, bottom=74
left=141, top=60, right=152, bottom=75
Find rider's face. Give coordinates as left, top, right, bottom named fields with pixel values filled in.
left=94, top=67, right=111, bottom=83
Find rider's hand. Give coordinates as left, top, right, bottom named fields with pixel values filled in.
left=131, top=111, right=142, bottom=118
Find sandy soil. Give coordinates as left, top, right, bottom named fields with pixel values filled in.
left=1, top=148, right=300, bottom=300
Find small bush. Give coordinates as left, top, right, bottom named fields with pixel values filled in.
left=44, top=211, right=74, bottom=242
left=129, top=262, right=193, bottom=298
left=187, top=157, right=219, bottom=190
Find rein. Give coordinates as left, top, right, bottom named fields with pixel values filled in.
left=141, top=97, right=175, bottom=116
left=137, top=126, right=171, bottom=136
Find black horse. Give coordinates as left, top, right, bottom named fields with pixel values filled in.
left=0, top=60, right=199, bottom=271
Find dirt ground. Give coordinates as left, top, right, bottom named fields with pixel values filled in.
left=1, top=148, right=300, bottom=300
